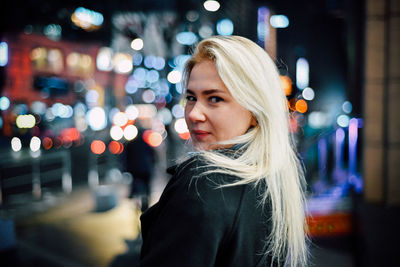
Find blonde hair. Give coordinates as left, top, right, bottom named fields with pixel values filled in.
left=183, top=36, right=308, bottom=266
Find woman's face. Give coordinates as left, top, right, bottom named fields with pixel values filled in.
left=185, top=60, right=255, bottom=150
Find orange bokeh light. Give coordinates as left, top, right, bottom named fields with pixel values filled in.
left=280, top=75, right=293, bottom=96
left=109, top=141, right=124, bottom=154
left=143, top=130, right=163, bottom=147
left=295, top=99, right=308, bottom=113
left=42, top=137, right=53, bottom=150
left=178, top=132, right=191, bottom=140
left=91, top=140, right=106, bottom=154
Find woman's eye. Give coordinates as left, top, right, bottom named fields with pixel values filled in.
left=186, top=95, right=196, bottom=102
left=210, top=96, right=223, bottom=103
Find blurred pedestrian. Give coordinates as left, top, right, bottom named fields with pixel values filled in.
left=139, top=36, right=308, bottom=266
left=125, top=129, right=155, bottom=211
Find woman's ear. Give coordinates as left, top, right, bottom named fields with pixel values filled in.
left=251, top=116, right=258, bottom=127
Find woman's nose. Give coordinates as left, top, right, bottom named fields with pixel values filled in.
left=186, top=102, right=206, bottom=122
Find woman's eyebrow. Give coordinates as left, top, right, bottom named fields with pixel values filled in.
left=186, top=89, right=227, bottom=95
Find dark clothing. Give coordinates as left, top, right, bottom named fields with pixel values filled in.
left=139, top=154, right=275, bottom=267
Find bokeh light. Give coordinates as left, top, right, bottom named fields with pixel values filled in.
left=113, top=112, right=128, bottom=127
left=174, top=118, right=189, bottom=134
left=109, top=141, right=124, bottom=154
left=11, top=137, right=22, bottom=152
left=216, top=19, right=234, bottom=36
left=110, top=126, right=124, bottom=141
left=16, top=114, right=36, bottom=128
left=203, top=0, right=220, bottom=12
left=270, top=15, right=289, bottom=28
left=131, top=38, right=144, bottom=51
left=280, top=76, right=292, bottom=96
left=96, top=47, right=113, bottom=71
left=30, top=136, right=41, bottom=152
left=0, top=96, right=10, bottom=110
left=167, top=70, right=182, bottom=84
left=296, top=58, right=309, bottom=90
left=42, top=137, right=53, bottom=150
left=91, top=140, right=106, bottom=154
left=124, top=125, right=138, bottom=141
left=86, top=107, right=107, bottom=131
left=295, top=99, right=308, bottom=113
left=302, top=87, right=315, bottom=101
left=337, top=114, right=350, bottom=127
left=342, top=101, right=353, bottom=114
left=143, top=130, right=163, bottom=147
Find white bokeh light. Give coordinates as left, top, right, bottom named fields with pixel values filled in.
left=124, top=125, right=138, bottom=141
left=110, top=126, right=124, bottom=141
left=86, top=107, right=107, bottom=131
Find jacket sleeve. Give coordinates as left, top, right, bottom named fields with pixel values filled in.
left=139, top=171, right=241, bottom=267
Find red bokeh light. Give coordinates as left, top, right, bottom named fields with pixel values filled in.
left=91, top=140, right=106, bottom=154
left=109, top=141, right=124, bottom=154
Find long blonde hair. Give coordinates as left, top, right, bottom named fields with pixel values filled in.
left=182, top=36, right=308, bottom=266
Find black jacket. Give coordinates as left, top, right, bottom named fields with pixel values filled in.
left=139, top=154, right=275, bottom=267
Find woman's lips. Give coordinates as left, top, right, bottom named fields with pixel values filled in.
left=192, top=130, right=210, bottom=140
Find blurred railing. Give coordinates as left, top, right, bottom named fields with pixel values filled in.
left=0, top=149, right=71, bottom=205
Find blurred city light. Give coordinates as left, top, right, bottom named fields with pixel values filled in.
left=124, top=125, right=138, bottom=141
left=174, top=118, right=189, bottom=134
left=125, top=105, right=139, bottom=120
left=172, top=104, right=185, bottom=118
left=295, top=99, right=308, bottom=113
left=186, top=10, right=199, bottom=22
left=309, top=111, right=329, bottom=129
left=280, top=75, right=293, bottom=96
left=257, top=7, right=270, bottom=43
left=153, top=57, right=166, bottom=70
left=131, top=38, right=144, bottom=51
left=125, top=79, right=139, bottom=94
left=42, top=137, right=53, bottom=150
left=146, top=70, right=160, bottom=83
left=110, top=126, right=124, bottom=141
left=31, top=101, right=47, bottom=114
left=216, top=19, right=234, bottom=36
left=44, top=24, right=62, bottom=41
left=157, top=108, right=173, bottom=125
left=270, top=15, right=289, bottom=28
left=144, top=55, right=156, bottom=68
left=86, top=107, right=107, bottom=131
left=0, top=42, right=8, bottom=66
left=11, top=137, right=22, bottom=152
left=113, top=112, right=128, bottom=127
left=296, top=58, right=309, bottom=90
left=0, top=96, right=10, bottom=110
left=132, top=53, right=143, bottom=66
left=342, top=101, right=353, bottom=114
left=203, top=0, right=220, bottom=12
left=16, top=114, right=36, bottom=128
left=133, top=67, right=147, bottom=81
left=302, top=87, right=315, bottom=100
left=167, top=70, right=182, bottom=84
left=96, top=47, right=114, bottom=71
left=143, top=130, right=163, bottom=147
left=30, top=136, right=41, bottom=152
left=337, top=114, right=350, bottom=127
left=91, top=140, right=106, bottom=154
left=142, top=90, right=156, bottom=103
left=199, top=24, right=213, bottom=38
left=113, top=53, right=133, bottom=74
left=109, top=141, right=124, bottom=154
left=176, top=32, right=198, bottom=45
left=71, top=7, right=104, bottom=31
left=173, top=55, right=191, bottom=70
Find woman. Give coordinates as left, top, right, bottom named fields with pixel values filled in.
left=139, top=36, right=308, bottom=267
